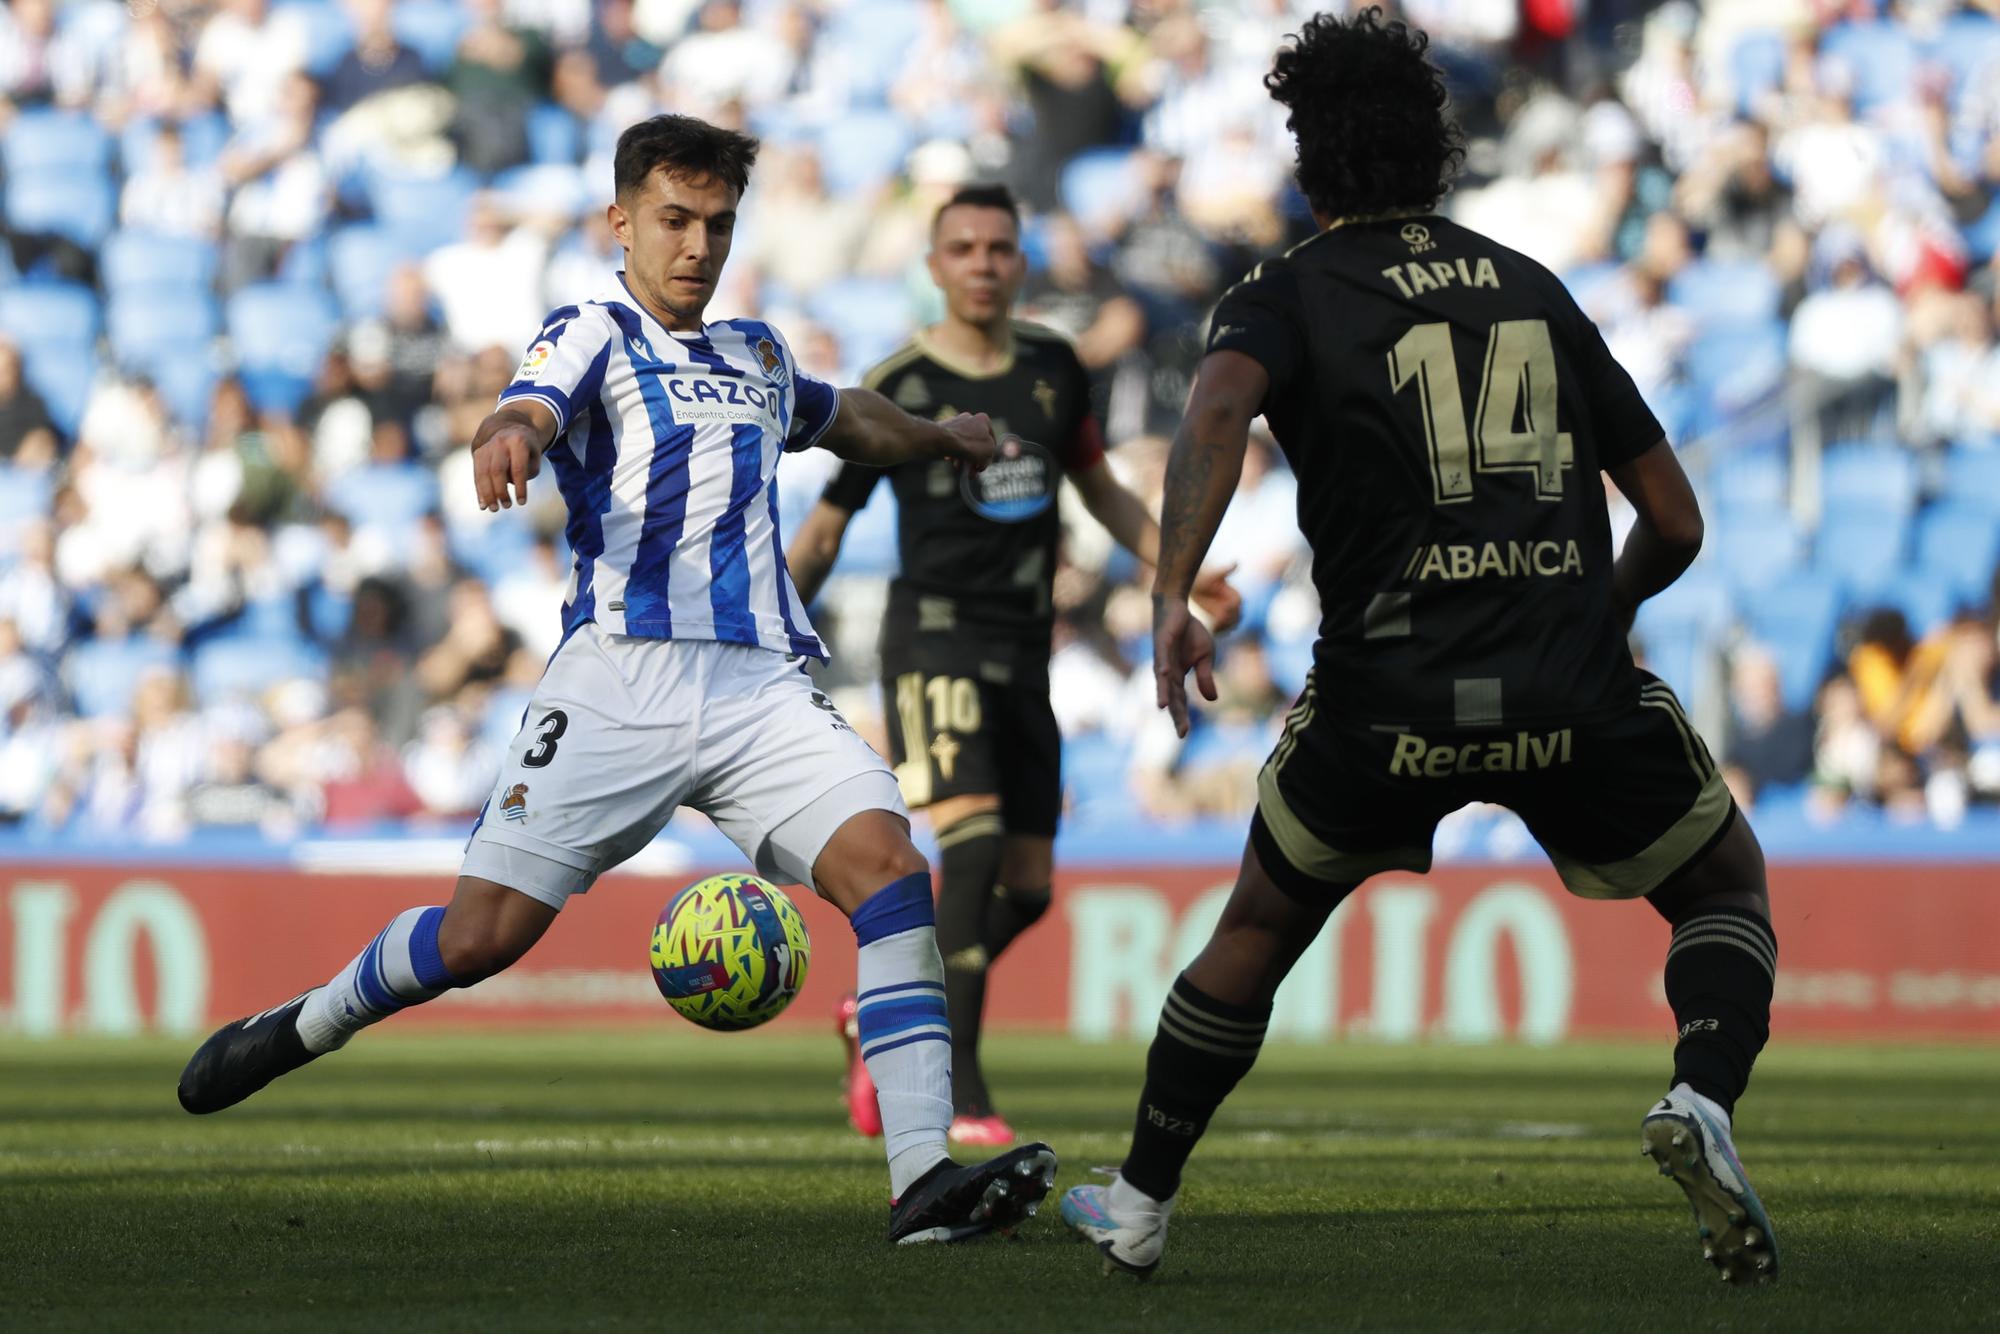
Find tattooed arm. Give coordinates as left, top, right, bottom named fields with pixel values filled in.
left=1152, top=349, right=1268, bottom=735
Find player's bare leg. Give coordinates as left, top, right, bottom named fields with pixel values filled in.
left=1639, top=813, right=1781, bottom=1283
left=812, top=808, right=1058, bottom=1243
left=178, top=877, right=558, bottom=1114
left=1063, top=838, right=1339, bottom=1276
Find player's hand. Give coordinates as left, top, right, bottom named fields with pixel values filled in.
left=938, top=412, right=997, bottom=473
left=1191, top=562, right=1242, bottom=634
left=1154, top=595, right=1217, bottom=739
left=473, top=425, right=544, bottom=511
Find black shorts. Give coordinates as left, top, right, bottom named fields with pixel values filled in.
left=880, top=634, right=1062, bottom=837
left=1251, top=670, right=1735, bottom=902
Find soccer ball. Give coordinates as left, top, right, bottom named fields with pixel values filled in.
left=649, top=873, right=812, bottom=1031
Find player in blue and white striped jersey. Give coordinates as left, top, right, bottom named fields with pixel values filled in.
left=179, top=115, right=1059, bottom=1245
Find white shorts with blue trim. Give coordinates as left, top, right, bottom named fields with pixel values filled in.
left=461, top=624, right=907, bottom=910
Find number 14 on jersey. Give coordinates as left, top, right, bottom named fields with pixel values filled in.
left=1388, top=319, right=1574, bottom=504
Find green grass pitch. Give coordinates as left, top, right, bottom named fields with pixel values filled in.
left=4, top=1032, right=1995, bottom=1331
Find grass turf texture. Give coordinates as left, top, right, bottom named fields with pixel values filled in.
left=3, top=1035, right=1995, bottom=1332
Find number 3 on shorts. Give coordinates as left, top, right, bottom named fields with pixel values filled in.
left=522, top=709, right=568, bottom=768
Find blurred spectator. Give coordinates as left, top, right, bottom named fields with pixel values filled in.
left=0, top=339, right=60, bottom=467
left=1913, top=291, right=2000, bottom=447
left=325, top=0, right=429, bottom=112
left=0, top=523, right=68, bottom=654
left=448, top=0, right=553, bottom=175
left=586, top=0, right=662, bottom=88
left=321, top=0, right=453, bottom=177
left=120, top=122, right=227, bottom=241
left=185, top=728, right=293, bottom=832
left=989, top=0, right=1146, bottom=211
left=218, top=71, right=330, bottom=290
left=0, top=626, right=61, bottom=823
left=415, top=577, right=532, bottom=704
left=1721, top=644, right=1815, bottom=809
left=403, top=702, right=497, bottom=817
left=194, top=0, right=309, bottom=129
left=660, top=0, right=794, bottom=113
left=424, top=195, right=562, bottom=354
left=1788, top=229, right=1902, bottom=461
left=1675, top=120, right=1806, bottom=274
left=741, top=147, right=872, bottom=297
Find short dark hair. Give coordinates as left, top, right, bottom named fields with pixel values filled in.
left=614, top=114, right=760, bottom=201
left=1264, top=7, right=1465, bottom=220
left=932, top=183, right=1021, bottom=237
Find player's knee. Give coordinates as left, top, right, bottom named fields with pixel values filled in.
left=813, top=809, right=931, bottom=912
left=996, top=883, right=1051, bottom=926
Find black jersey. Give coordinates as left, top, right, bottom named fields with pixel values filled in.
left=822, top=321, right=1105, bottom=645
left=1207, top=214, right=1664, bottom=729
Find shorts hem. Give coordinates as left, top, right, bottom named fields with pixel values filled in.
left=467, top=822, right=599, bottom=873
left=759, top=770, right=909, bottom=888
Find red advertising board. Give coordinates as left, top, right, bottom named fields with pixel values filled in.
left=2, top=862, right=1997, bottom=1040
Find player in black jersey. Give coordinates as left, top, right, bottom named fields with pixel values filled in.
left=788, top=184, right=1239, bottom=1146
left=1063, top=10, right=1781, bottom=1284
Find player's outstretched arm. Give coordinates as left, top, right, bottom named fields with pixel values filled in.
left=1154, top=350, right=1265, bottom=736
left=1606, top=437, right=1703, bottom=630
left=470, top=400, right=558, bottom=512
left=784, top=500, right=855, bottom=606
left=1069, top=459, right=1243, bottom=633
left=814, top=388, right=998, bottom=472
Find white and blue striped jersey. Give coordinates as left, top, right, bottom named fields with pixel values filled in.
left=497, top=276, right=838, bottom=658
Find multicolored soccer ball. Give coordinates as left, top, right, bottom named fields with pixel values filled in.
left=649, top=873, right=811, bottom=1031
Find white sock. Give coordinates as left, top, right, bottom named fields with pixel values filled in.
left=849, top=873, right=953, bottom=1198
left=1673, top=1081, right=1733, bottom=1132
left=296, top=906, right=459, bottom=1054
left=1111, top=1174, right=1175, bottom=1219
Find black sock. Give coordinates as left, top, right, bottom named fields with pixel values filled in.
left=1119, top=974, right=1270, bottom=1201
left=1664, top=906, right=1776, bottom=1116
left=980, top=882, right=1050, bottom=963
left=935, top=813, right=1004, bottom=1116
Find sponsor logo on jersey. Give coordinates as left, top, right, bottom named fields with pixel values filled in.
left=1403, top=539, right=1584, bottom=581
left=515, top=340, right=555, bottom=382
left=663, top=374, right=784, bottom=430
left=960, top=434, right=1056, bottom=523
left=502, top=783, right=530, bottom=821
left=1401, top=222, right=1435, bottom=254
left=755, top=336, right=789, bottom=387
left=1388, top=728, right=1573, bottom=777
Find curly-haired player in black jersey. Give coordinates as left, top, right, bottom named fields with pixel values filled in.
left=1061, top=9, right=1780, bottom=1284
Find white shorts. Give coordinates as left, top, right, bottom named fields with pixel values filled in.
left=462, top=625, right=907, bottom=910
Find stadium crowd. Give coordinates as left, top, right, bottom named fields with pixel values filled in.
left=0, top=0, right=1998, bottom=842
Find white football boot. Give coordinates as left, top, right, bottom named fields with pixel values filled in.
left=1641, top=1083, right=1780, bottom=1283
left=1061, top=1175, right=1176, bottom=1278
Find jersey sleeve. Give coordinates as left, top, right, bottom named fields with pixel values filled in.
left=1566, top=300, right=1665, bottom=470
left=820, top=460, right=881, bottom=512
left=1204, top=259, right=1305, bottom=393
left=787, top=372, right=840, bottom=452
left=496, top=305, right=612, bottom=434
left=1056, top=343, right=1106, bottom=473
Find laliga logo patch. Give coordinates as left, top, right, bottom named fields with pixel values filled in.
left=514, top=340, right=555, bottom=382
left=755, top=336, right=789, bottom=388
left=502, top=783, right=530, bottom=822
left=1401, top=223, right=1436, bottom=254
left=960, top=435, right=1056, bottom=523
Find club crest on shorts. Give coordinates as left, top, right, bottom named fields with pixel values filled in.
left=755, top=336, right=789, bottom=387
left=502, top=783, right=530, bottom=822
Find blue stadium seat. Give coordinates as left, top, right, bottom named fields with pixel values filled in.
left=366, top=168, right=477, bottom=256
left=1683, top=319, right=1786, bottom=436
left=1820, top=443, right=1917, bottom=518
left=109, top=292, right=221, bottom=374
left=805, top=277, right=913, bottom=369
left=1636, top=626, right=1701, bottom=704
left=226, top=282, right=339, bottom=415
left=1710, top=505, right=1803, bottom=591
left=1813, top=509, right=1907, bottom=597
left=1635, top=563, right=1733, bottom=638
left=324, top=463, right=440, bottom=526
left=1933, top=12, right=2000, bottom=103
left=190, top=634, right=328, bottom=706
left=152, top=356, right=219, bottom=432
left=491, top=164, right=590, bottom=219
left=526, top=103, right=582, bottom=166
left=1668, top=260, right=1779, bottom=329
left=392, top=0, right=468, bottom=72
left=101, top=231, right=220, bottom=296
left=816, top=112, right=915, bottom=196
left=1871, top=570, right=1957, bottom=637
left=1740, top=573, right=1842, bottom=710
left=65, top=639, right=178, bottom=718
left=120, top=113, right=230, bottom=173
left=23, top=355, right=95, bottom=440
left=1942, top=447, right=2000, bottom=512
left=328, top=224, right=417, bottom=320
left=4, top=171, right=116, bottom=248
left=3, top=109, right=113, bottom=175
left=0, top=282, right=100, bottom=351
left=822, top=0, right=924, bottom=104
left=832, top=486, right=899, bottom=578
left=1703, top=447, right=1787, bottom=513
left=0, top=468, right=53, bottom=541
left=1914, top=503, right=2000, bottom=603
left=1061, top=149, right=1139, bottom=229
left=1820, top=20, right=1918, bottom=113
left=282, top=0, right=355, bottom=76
left=1063, top=733, right=1133, bottom=825
left=1728, top=29, right=1786, bottom=115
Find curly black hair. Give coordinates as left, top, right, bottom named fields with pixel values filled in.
left=1265, top=7, right=1465, bottom=220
